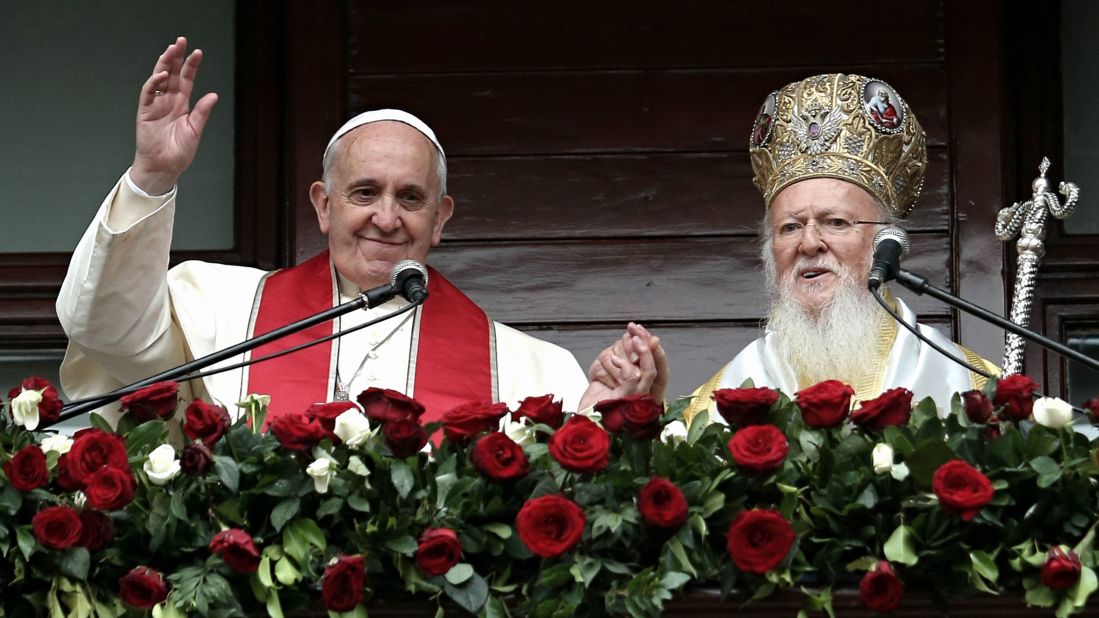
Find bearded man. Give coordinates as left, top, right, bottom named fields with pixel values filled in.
left=685, top=73, right=997, bottom=419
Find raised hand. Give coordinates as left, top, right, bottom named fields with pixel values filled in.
left=130, top=37, right=219, bottom=195
left=578, top=323, right=669, bottom=410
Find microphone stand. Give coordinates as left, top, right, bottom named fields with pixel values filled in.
left=894, top=268, right=1099, bottom=373
left=51, top=285, right=407, bottom=424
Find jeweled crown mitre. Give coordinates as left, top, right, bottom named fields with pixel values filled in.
left=748, top=73, right=927, bottom=219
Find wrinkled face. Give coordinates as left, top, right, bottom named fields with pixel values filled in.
left=768, top=178, right=883, bottom=310
left=310, top=122, right=453, bottom=290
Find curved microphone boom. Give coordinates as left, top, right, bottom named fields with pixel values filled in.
left=391, top=260, right=429, bottom=303
left=868, top=227, right=910, bottom=291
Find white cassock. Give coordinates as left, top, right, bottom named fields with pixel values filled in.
left=56, top=173, right=589, bottom=426
left=685, top=296, right=998, bottom=421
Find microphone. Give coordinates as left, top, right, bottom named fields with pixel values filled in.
left=868, top=227, right=910, bottom=291
left=391, top=260, right=429, bottom=303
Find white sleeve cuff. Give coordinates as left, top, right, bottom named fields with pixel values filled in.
left=124, top=168, right=177, bottom=199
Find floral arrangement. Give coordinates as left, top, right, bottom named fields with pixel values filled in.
left=2, top=374, right=1099, bottom=617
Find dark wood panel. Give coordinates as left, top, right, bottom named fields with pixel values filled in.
left=445, top=150, right=952, bottom=240
left=430, top=234, right=954, bottom=323
left=349, top=66, right=948, bottom=156
left=350, top=1, right=944, bottom=73
left=523, top=316, right=954, bottom=403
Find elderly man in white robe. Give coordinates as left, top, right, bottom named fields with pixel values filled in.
left=56, top=37, right=665, bottom=428
left=684, top=73, right=998, bottom=420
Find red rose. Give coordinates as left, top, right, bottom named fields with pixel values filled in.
left=306, top=401, right=358, bottom=437
left=118, top=566, right=169, bottom=609
left=993, top=374, right=1039, bottom=421
left=78, top=510, right=115, bottom=552
left=637, top=477, right=688, bottom=530
left=181, top=443, right=214, bottom=475
left=548, top=415, right=611, bottom=474
left=516, top=494, right=586, bottom=558
left=725, top=509, right=796, bottom=574
left=384, top=418, right=428, bottom=458
left=209, top=529, right=261, bottom=574
left=67, top=429, right=129, bottom=484
left=8, top=377, right=63, bottom=425
left=512, top=394, right=565, bottom=429
left=850, top=388, right=913, bottom=431
left=356, top=387, right=424, bottom=424
left=119, top=381, right=180, bottom=422
left=795, top=380, right=854, bottom=429
left=961, top=390, right=993, bottom=423
left=415, top=527, right=463, bottom=576
left=183, top=399, right=231, bottom=445
left=442, top=401, right=509, bottom=443
left=859, top=560, right=905, bottom=613
left=54, top=453, right=83, bottom=491
left=932, top=459, right=994, bottom=521
left=712, top=387, right=779, bottom=427
left=32, top=506, right=83, bottom=549
left=471, top=432, right=529, bottom=482
left=3, top=445, right=49, bottom=491
left=727, top=425, right=789, bottom=474
left=1042, top=546, right=1082, bottom=590
left=84, top=466, right=137, bottom=511
left=322, top=555, right=365, bottom=612
left=985, top=424, right=1003, bottom=441
left=1083, top=397, right=1099, bottom=423
left=595, top=395, right=663, bottom=439
left=269, top=410, right=328, bottom=451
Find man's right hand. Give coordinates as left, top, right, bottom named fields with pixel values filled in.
left=130, top=37, right=219, bottom=196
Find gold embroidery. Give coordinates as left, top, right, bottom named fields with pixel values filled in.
left=683, top=367, right=726, bottom=426
left=959, top=345, right=999, bottom=390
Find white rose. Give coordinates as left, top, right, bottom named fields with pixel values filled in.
left=143, top=444, right=181, bottom=486
left=307, top=458, right=336, bottom=494
left=660, top=420, right=689, bottom=445
left=39, top=433, right=74, bottom=455
left=12, top=389, right=43, bottom=430
left=872, top=443, right=895, bottom=475
left=1033, top=397, right=1074, bottom=429
left=333, top=409, right=372, bottom=448
left=503, top=418, right=536, bottom=447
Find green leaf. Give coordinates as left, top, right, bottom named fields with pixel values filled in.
left=258, top=555, right=275, bottom=588
left=701, top=492, right=725, bottom=518
left=59, top=546, right=90, bottom=581
left=1026, top=583, right=1057, bottom=607
left=435, top=472, right=457, bottom=509
left=270, top=497, right=301, bottom=532
left=970, top=550, right=999, bottom=583
left=687, top=409, right=709, bottom=446
left=444, top=571, right=489, bottom=614
left=0, top=484, right=22, bottom=515
left=125, top=419, right=168, bottom=455
left=666, top=538, right=698, bottom=577
left=661, top=571, right=691, bottom=590
left=347, top=493, right=371, bottom=513
left=883, top=525, right=918, bottom=566
left=384, top=535, right=418, bottom=555
left=445, top=563, right=474, bottom=585
left=905, top=439, right=956, bottom=489
left=483, top=523, right=512, bottom=539
left=481, top=595, right=509, bottom=618
left=316, top=497, right=342, bottom=518
left=1072, top=566, right=1098, bottom=607
left=169, top=491, right=189, bottom=521
left=1030, top=456, right=1062, bottom=488
left=391, top=460, right=414, bottom=499
left=16, top=526, right=35, bottom=560
left=213, top=456, right=240, bottom=493
left=274, top=557, right=301, bottom=585
left=286, top=518, right=327, bottom=552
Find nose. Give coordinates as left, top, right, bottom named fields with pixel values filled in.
left=370, top=195, right=402, bottom=233
left=797, top=224, right=827, bottom=256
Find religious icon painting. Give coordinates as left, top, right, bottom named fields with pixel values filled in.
left=862, top=79, right=905, bottom=133
left=751, top=91, right=778, bottom=148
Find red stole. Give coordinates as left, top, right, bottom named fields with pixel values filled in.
left=246, top=251, right=495, bottom=425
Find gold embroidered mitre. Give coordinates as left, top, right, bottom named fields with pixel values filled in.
left=748, top=73, right=927, bottom=219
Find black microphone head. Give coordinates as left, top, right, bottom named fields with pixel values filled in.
left=872, top=227, right=910, bottom=257
left=390, top=260, right=428, bottom=288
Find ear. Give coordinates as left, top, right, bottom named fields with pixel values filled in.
left=309, top=181, right=331, bottom=233
left=430, top=195, right=455, bottom=246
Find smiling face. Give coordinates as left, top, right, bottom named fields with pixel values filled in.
left=767, top=178, right=884, bottom=312
left=309, top=121, right=454, bottom=291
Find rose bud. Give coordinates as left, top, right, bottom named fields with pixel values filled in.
left=32, top=505, right=83, bottom=550
left=961, top=390, right=993, bottom=424
left=858, top=560, right=905, bottom=613
left=595, top=395, right=663, bottom=439
left=180, top=443, right=214, bottom=475
left=511, top=394, right=565, bottom=429
left=712, top=387, right=778, bottom=427
left=209, top=529, right=262, bottom=574
left=415, top=527, right=463, bottom=576
left=269, top=410, right=328, bottom=451
left=78, top=510, right=115, bottom=552
left=322, top=555, right=366, bottom=612
left=1042, top=546, right=1082, bottom=590
left=384, top=418, right=429, bottom=458
left=850, top=388, right=913, bottom=431
left=442, top=401, right=510, bottom=443
left=471, top=432, right=529, bottom=482
left=1083, top=397, right=1099, bottom=423
left=795, top=380, right=854, bottom=429
left=119, top=381, right=180, bottom=422
left=357, top=387, right=424, bottom=424
left=183, top=399, right=231, bottom=446
left=118, top=566, right=169, bottom=609
left=932, top=459, right=994, bottom=521
left=993, top=374, right=1039, bottom=421
left=637, top=477, right=689, bottom=531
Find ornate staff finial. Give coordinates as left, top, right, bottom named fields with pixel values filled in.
left=995, top=158, right=1079, bottom=376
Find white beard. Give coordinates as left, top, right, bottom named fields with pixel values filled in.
left=763, top=254, right=884, bottom=388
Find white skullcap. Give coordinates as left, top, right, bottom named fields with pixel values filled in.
left=323, top=109, right=445, bottom=162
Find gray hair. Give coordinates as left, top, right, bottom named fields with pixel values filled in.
left=322, top=135, right=448, bottom=200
